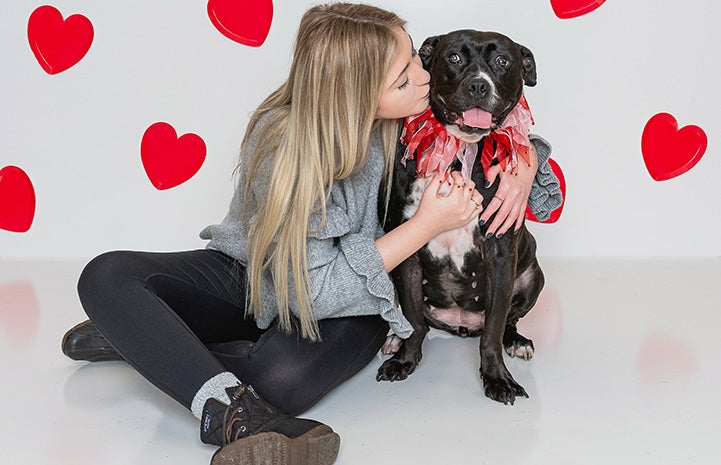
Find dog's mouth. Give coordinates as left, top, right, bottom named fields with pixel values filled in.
left=453, top=107, right=497, bottom=133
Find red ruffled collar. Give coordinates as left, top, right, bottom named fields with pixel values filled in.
left=400, top=95, right=534, bottom=181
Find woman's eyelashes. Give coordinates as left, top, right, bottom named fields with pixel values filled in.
left=398, top=49, right=419, bottom=90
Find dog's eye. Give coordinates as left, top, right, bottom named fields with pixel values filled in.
left=495, top=55, right=509, bottom=68
left=448, top=53, right=462, bottom=64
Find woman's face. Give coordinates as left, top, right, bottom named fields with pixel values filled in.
left=376, top=28, right=431, bottom=120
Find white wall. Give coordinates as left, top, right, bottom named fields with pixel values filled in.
left=1, top=0, right=719, bottom=260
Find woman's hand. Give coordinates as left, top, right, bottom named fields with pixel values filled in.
left=375, top=171, right=483, bottom=272
left=414, top=171, right=484, bottom=237
left=479, top=143, right=539, bottom=238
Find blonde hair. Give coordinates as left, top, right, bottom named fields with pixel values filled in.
left=240, top=3, right=405, bottom=341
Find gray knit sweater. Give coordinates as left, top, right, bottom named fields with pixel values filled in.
left=200, top=117, right=562, bottom=338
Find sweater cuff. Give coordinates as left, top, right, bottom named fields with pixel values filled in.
left=529, top=135, right=563, bottom=221
left=339, top=235, right=413, bottom=338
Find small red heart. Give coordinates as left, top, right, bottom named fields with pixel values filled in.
left=207, top=0, right=273, bottom=47
left=641, top=113, right=707, bottom=181
left=525, top=158, right=566, bottom=224
left=550, top=0, right=606, bottom=19
left=27, top=5, right=94, bottom=75
left=0, top=166, right=36, bottom=233
left=141, top=122, right=206, bottom=190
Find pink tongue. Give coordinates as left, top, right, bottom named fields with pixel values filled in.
left=462, top=108, right=493, bottom=128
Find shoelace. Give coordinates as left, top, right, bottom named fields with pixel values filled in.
left=224, top=406, right=247, bottom=444
left=221, top=384, right=279, bottom=445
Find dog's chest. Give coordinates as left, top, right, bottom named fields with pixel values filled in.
left=403, top=177, right=478, bottom=271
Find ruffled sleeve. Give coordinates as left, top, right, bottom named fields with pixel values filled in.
left=303, top=198, right=413, bottom=338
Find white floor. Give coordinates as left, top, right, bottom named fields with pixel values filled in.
left=1, top=258, right=720, bottom=465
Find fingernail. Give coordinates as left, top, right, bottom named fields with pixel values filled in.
left=483, top=180, right=490, bottom=188
left=485, top=232, right=493, bottom=239
left=479, top=219, right=486, bottom=226
left=514, top=228, right=521, bottom=236
left=496, top=233, right=504, bottom=239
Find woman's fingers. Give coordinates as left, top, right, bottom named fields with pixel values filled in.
left=484, top=164, right=502, bottom=188
left=485, top=197, right=512, bottom=236
left=479, top=189, right=504, bottom=224
left=513, top=207, right=525, bottom=234
left=446, top=171, right=483, bottom=220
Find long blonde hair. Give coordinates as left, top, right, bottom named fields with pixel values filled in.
left=240, top=3, right=405, bottom=341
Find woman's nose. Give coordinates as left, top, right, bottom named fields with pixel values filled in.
left=421, top=68, right=430, bottom=85
left=415, top=64, right=430, bottom=86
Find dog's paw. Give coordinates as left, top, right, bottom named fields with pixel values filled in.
left=381, top=334, right=403, bottom=355
left=503, top=328, right=534, bottom=361
left=504, top=337, right=534, bottom=360
left=481, top=371, right=528, bottom=405
left=376, top=357, right=418, bottom=382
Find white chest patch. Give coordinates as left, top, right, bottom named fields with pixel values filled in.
left=403, top=177, right=478, bottom=271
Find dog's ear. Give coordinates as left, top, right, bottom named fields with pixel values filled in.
left=518, top=44, right=537, bottom=87
left=418, top=35, right=442, bottom=69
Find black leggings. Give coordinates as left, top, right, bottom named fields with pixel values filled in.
left=77, top=249, right=388, bottom=416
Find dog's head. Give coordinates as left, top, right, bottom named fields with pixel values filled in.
left=419, top=30, right=536, bottom=142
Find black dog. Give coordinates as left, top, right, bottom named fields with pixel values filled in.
left=376, top=30, right=544, bottom=405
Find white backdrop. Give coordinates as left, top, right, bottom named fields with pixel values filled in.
left=1, top=0, right=719, bottom=259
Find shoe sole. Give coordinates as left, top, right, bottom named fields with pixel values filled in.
left=62, top=348, right=124, bottom=362
left=210, top=424, right=340, bottom=465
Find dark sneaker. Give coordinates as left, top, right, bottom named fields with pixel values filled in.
left=61, top=320, right=123, bottom=362
left=201, top=384, right=340, bottom=465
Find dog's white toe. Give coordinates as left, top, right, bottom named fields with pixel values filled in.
left=506, top=344, right=534, bottom=360
left=381, top=335, right=403, bottom=355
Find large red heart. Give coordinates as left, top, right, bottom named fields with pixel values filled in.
left=641, top=113, right=707, bottom=181
left=27, top=5, right=94, bottom=75
left=550, top=0, right=606, bottom=19
left=141, top=122, right=206, bottom=190
left=0, top=166, right=36, bottom=233
left=207, top=0, right=273, bottom=47
left=525, top=158, right=566, bottom=224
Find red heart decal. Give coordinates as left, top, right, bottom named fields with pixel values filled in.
left=27, top=5, right=94, bottom=75
left=550, top=0, right=606, bottom=19
left=141, top=122, right=206, bottom=190
left=525, top=158, right=566, bottom=224
left=641, top=113, right=707, bottom=181
left=207, top=0, right=274, bottom=47
left=0, top=166, right=36, bottom=233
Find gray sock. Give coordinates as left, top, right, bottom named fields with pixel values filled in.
left=190, top=371, right=241, bottom=419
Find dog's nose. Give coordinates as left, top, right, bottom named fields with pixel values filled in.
left=467, top=78, right=488, bottom=97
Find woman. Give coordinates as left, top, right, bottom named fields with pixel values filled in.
left=61, top=3, right=560, bottom=465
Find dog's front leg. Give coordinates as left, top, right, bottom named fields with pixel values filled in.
left=377, top=253, right=429, bottom=382
left=479, top=238, right=528, bottom=404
